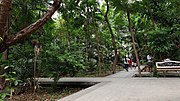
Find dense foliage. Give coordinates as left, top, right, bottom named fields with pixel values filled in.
left=0, top=0, right=179, bottom=100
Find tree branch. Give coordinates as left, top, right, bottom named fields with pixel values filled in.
left=104, top=0, right=109, bottom=18
left=0, top=0, right=62, bottom=52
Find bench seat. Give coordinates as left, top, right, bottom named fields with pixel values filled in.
left=156, top=61, right=180, bottom=77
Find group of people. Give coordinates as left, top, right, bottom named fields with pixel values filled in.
left=122, top=54, right=174, bottom=72
left=122, top=54, right=153, bottom=72
left=123, top=57, right=137, bottom=72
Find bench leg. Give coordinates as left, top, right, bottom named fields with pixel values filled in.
left=177, top=71, right=180, bottom=76
left=163, top=71, right=166, bottom=77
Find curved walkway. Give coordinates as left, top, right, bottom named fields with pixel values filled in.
left=38, top=67, right=180, bottom=101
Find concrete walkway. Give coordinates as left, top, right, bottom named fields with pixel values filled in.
left=52, top=68, right=180, bottom=101
left=37, top=68, right=138, bottom=85
left=37, top=68, right=138, bottom=84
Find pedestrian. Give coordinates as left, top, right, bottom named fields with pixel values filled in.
left=147, top=54, right=153, bottom=72
left=132, top=57, right=137, bottom=69
left=123, top=57, right=129, bottom=72
left=128, top=57, right=133, bottom=69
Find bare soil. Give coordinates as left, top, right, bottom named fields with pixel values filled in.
left=11, top=87, right=82, bottom=101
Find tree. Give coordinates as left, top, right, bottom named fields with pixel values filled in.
left=126, top=5, right=141, bottom=76
left=0, top=0, right=61, bottom=94
left=103, top=0, right=118, bottom=74
left=131, top=0, right=180, bottom=61
left=0, top=0, right=61, bottom=53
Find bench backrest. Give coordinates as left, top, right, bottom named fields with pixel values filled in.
left=156, top=61, right=180, bottom=69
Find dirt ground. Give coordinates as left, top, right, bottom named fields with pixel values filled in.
left=11, top=87, right=82, bottom=101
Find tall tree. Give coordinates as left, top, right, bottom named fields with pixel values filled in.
left=126, top=6, right=141, bottom=76
left=90, top=6, right=101, bottom=75
left=104, top=0, right=118, bottom=74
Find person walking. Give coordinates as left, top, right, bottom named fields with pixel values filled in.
left=123, top=57, right=129, bottom=72
left=132, top=57, right=137, bottom=69
left=147, top=54, right=153, bottom=72
left=128, top=57, right=133, bottom=69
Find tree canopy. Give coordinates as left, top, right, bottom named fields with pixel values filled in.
left=0, top=0, right=179, bottom=99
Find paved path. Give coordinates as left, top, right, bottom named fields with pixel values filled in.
left=37, top=68, right=139, bottom=84
left=38, top=67, right=180, bottom=101
left=58, top=78, right=180, bottom=101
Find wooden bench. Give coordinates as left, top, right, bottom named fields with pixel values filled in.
left=156, top=61, right=180, bottom=77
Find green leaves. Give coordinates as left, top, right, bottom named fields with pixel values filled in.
left=0, top=60, right=20, bottom=100
left=0, top=93, right=7, bottom=101
left=0, top=0, right=178, bottom=93
left=42, top=42, right=86, bottom=80
left=144, top=27, right=179, bottom=59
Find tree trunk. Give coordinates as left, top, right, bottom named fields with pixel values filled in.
left=0, top=0, right=11, bottom=39
left=91, top=7, right=101, bottom=76
left=0, top=0, right=11, bottom=90
left=2, top=50, right=8, bottom=60
left=126, top=9, right=141, bottom=77
left=104, top=0, right=118, bottom=74
left=65, top=9, right=70, bottom=48
left=0, top=50, right=8, bottom=91
left=105, top=17, right=118, bottom=74
left=0, top=0, right=61, bottom=53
